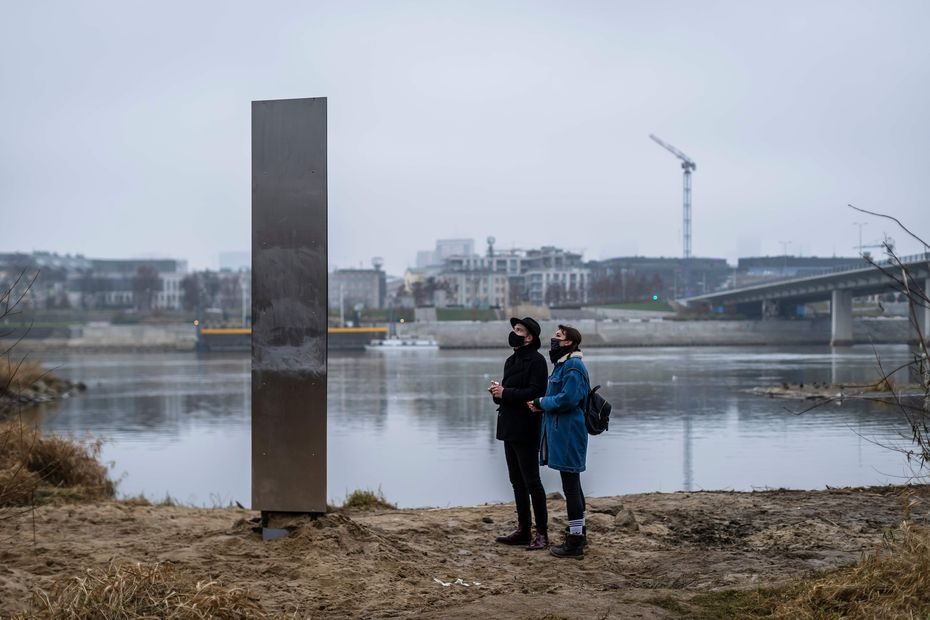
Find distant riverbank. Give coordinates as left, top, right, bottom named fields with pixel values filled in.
left=401, top=316, right=911, bottom=348
left=1, top=317, right=912, bottom=352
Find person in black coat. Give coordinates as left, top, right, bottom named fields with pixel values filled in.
left=488, top=316, right=550, bottom=549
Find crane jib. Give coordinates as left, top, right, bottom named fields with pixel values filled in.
left=650, top=133, right=697, bottom=260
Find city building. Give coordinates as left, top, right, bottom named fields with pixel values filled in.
left=588, top=256, right=731, bottom=302
left=408, top=239, right=590, bottom=308
left=76, top=258, right=188, bottom=310
left=415, top=239, right=475, bottom=269
left=440, top=270, right=512, bottom=308
left=0, top=251, right=90, bottom=310
left=0, top=252, right=188, bottom=311
left=328, top=267, right=387, bottom=312
left=521, top=246, right=589, bottom=306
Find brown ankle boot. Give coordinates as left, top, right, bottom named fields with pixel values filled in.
left=495, top=527, right=531, bottom=545
left=527, top=528, right=549, bottom=550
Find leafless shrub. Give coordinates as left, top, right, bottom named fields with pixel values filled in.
left=0, top=268, right=39, bottom=355
left=846, top=205, right=930, bottom=475
left=0, top=270, right=111, bottom=512
left=791, top=210, right=929, bottom=476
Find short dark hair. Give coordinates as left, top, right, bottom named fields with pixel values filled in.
left=558, top=324, right=582, bottom=350
left=518, top=326, right=541, bottom=349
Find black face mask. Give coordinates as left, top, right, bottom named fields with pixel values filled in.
left=508, top=331, right=526, bottom=348
left=549, top=339, right=573, bottom=363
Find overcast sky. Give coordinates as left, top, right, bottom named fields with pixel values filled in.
left=1, top=1, right=928, bottom=274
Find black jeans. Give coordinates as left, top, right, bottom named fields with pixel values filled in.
left=560, top=471, right=586, bottom=522
left=504, top=440, right=548, bottom=531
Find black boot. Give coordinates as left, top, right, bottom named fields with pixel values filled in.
left=496, top=526, right=531, bottom=545
left=563, top=525, right=588, bottom=546
left=550, top=533, right=585, bottom=558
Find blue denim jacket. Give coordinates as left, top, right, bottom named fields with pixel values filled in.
left=538, top=353, right=589, bottom=473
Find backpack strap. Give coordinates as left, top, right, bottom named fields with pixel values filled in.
left=564, top=365, right=590, bottom=410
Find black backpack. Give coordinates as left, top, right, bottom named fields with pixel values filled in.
left=566, top=367, right=612, bottom=435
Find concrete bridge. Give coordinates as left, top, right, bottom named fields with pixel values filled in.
left=681, top=253, right=930, bottom=345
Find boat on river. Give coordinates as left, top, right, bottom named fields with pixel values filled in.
left=196, top=326, right=389, bottom=352
left=364, top=336, right=439, bottom=351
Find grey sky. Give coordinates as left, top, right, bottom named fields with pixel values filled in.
left=2, top=1, right=928, bottom=274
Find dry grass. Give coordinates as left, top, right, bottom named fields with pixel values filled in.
left=685, top=521, right=930, bottom=619
left=0, top=359, right=52, bottom=393
left=11, top=561, right=269, bottom=620
left=676, top=521, right=930, bottom=620
left=0, top=465, right=41, bottom=506
left=0, top=420, right=115, bottom=507
left=772, top=521, right=930, bottom=619
left=339, top=487, right=396, bottom=511
left=120, top=493, right=153, bottom=506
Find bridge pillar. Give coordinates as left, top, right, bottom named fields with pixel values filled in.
left=831, top=289, right=853, bottom=346
left=761, top=300, right=779, bottom=319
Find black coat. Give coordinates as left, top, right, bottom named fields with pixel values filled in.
left=493, top=345, right=549, bottom=443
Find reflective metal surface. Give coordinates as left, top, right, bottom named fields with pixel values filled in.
left=251, top=97, right=327, bottom=512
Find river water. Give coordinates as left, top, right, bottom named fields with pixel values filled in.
left=22, top=345, right=919, bottom=508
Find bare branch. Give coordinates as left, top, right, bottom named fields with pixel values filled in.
left=0, top=270, right=26, bottom=310
left=849, top=204, right=930, bottom=250
left=790, top=223, right=929, bottom=478
left=0, top=270, right=40, bottom=322
left=0, top=319, right=34, bottom=359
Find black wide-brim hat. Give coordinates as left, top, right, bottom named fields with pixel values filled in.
left=510, top=316, right=541, bottom=340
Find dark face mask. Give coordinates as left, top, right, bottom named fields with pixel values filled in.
left=549, top=338, right=573, bottom=363
left=508, top=331, right=526, bottom=348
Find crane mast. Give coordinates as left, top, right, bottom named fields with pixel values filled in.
left=650, top=134, right=697, bottom=259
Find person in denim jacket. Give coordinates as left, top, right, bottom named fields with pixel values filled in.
left=527, top=324, right=589, bottom=558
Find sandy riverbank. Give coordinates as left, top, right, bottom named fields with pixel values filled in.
left=2, top=485, right=928, bottom=618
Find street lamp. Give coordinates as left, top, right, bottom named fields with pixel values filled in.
left=778, top=241, right=792, bottom=276
left=852, top=221, right=867, bottom=256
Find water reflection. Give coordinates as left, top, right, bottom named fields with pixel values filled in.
left=19, top=345, right=920, bottom=508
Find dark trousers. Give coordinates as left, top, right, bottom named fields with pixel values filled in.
left=504, top=440, right=548, bottom=531
left=560, top=471, right=586, bottom=521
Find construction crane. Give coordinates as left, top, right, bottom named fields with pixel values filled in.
left=855, top=235, right=895, bottom=258
left=650, top=134, right=697, bottom=259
